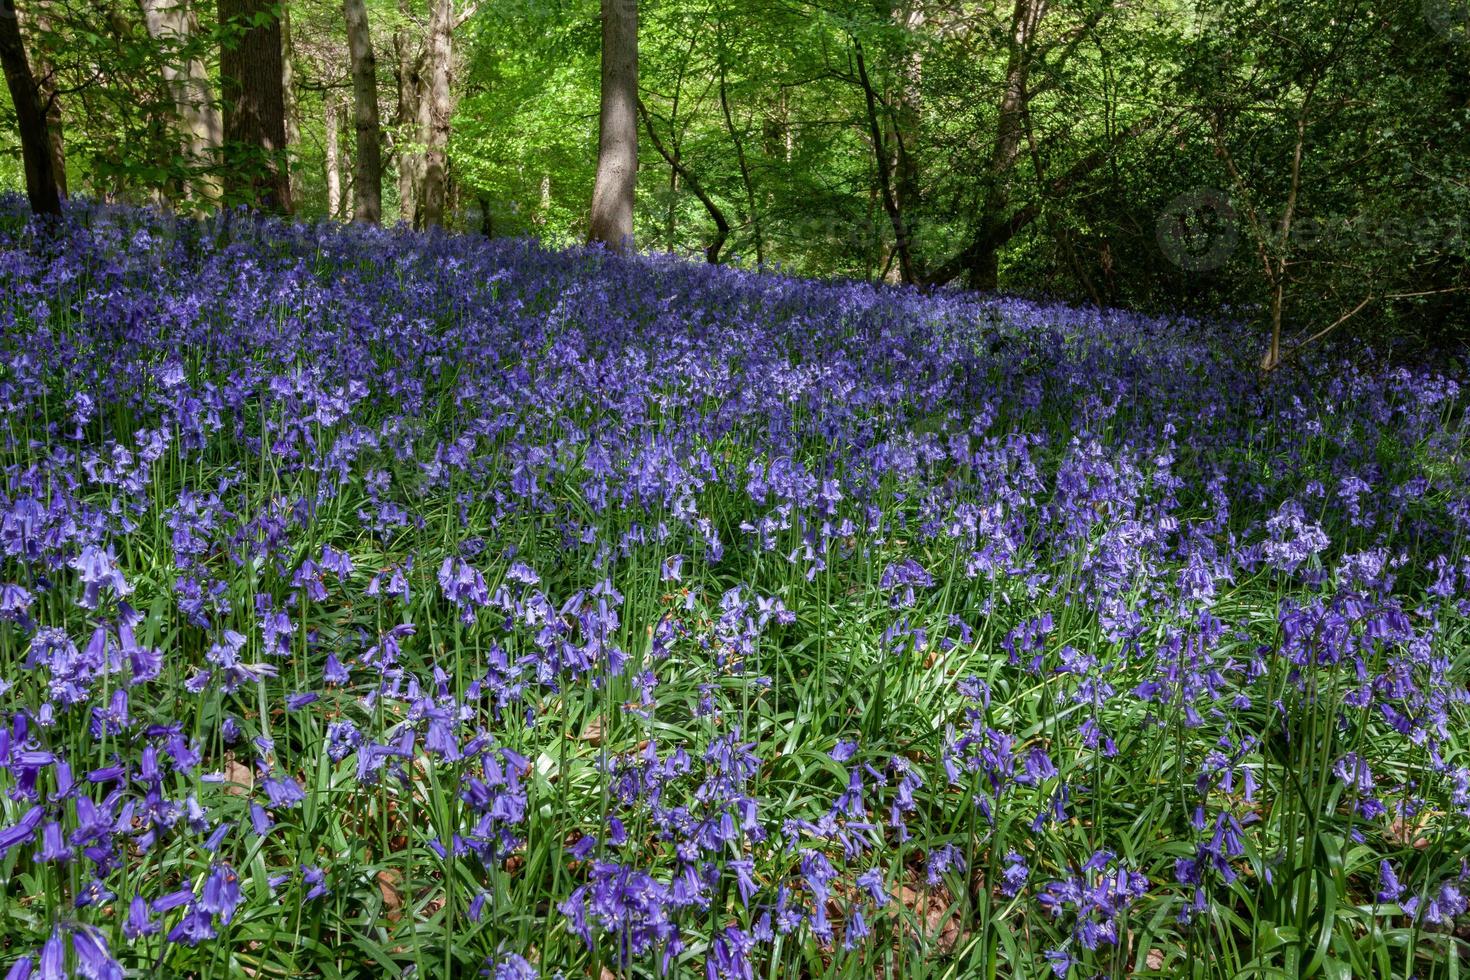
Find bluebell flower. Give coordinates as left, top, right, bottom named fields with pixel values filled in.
left=37, top=929, right=64, bottom=980
left=302, top=864, right=329, bottom=900
left=124, top=895, right=158, bottom=938
left=488, top=953, right=538, bottom=980
left=68, top=925, right=123, bottom=980
left=263, top=775, right=306, bottom=808
left=200, top=864, right=243, bottom=923
left=1000, top=851, right=1029, bottom=897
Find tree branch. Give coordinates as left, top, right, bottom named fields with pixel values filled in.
left=638, top=97, right=730, bottom=264
left=454, top=2, right=481, bottom=31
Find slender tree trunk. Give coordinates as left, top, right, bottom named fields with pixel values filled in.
left=218, top=0, right=292, bottom=213
left=0, top=7, right=62, bottom=215
left=1020, top=109, right=1102, bottom=306
left=660, top=35, right=694, bottom=251
left=393, top=0, right=421, bottom=226
left=911, top=0, right=1045, bottom=288
left=140, top=0, right=224, bottom=203
left=325, top=99, right=343, bottom=218
left=665, top=163, right=678, bottom=247
left=1263, top=113, right=1308, bottom=372
left=893, top=4, right=923, bottom=247
left=718, top=75, right=761, bottom=264
left=855, top=41, right=915, bottom=284
left=18, top=8, right=66, bottom=200
left=344, top=0, right=381, bottom=224
left=781, top=90, right=792, bottom=163
left=279, top=0, right=298, bottom=201
left=1210, top=83, right=1316, bottom=373
left=716, top=18, right=762, bottom=266
left=588, top=0, right=638, bottom=252
left=476, top=193, right=494, bottom=236
left=418, top=0, right=454, bottom=228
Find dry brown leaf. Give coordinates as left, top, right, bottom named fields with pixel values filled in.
left=377, top=870, right=403, bottom=922
left=223, top=759, right=254, bottom=796
left=578, top=716, right=605, bottom=746
left=1388, top=816, right=1430, bottom=850
left=892, top=884, right=966, bottom=954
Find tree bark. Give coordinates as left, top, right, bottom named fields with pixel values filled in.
left=393, top=0, right=421, bottom=226
left=218, top=0, right=292, bottom=213
left=588, top=0, right=638, bottom=252
left=344, top=0, right=381, bottom=224
left=418, top=0, right=454, bottom=228
left=0, top=6, right=63, bottom=216
left=41, top=72, right=64, bottom=197
left=140, top=0, right=224, bottom=203
left=12, top=6, right=65, bottom=199
left=20, top=8, right=66, bottom=200
left=892, top=4, right=923, bottom=252
left=279, top=0, right=299, bottom=201
left=921, top=0, right=1081, bottom=288
left=659, top=35, right=694, bottom=251
left=325, top=99, right=342, bottom=218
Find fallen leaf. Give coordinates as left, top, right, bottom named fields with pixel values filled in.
left=377, top=870, right=403, bottom=922
left=223, top=759, right=254, bottom=796
left=578, top=716, right=605, bottom=746
left=1389, top=816, right=1431, bottom=850
left=892, top=883, right=966, bottom=953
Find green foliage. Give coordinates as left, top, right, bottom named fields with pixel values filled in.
left=0, top=0, right=1465, bottom=360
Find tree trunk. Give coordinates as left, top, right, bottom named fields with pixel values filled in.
left=855, top=41, right=915, bottom=284
left=418, top=0, right=454, bottom=228
left=917, top=0, right=1048, bottom=288
left=140, top=0, right=224, bottom=203
left=715, top=18, right=761, bottom=266
left=19, top=9, right=66, bottom=200
left=0, top=8, right=63, bottom=216
left=37, top=56, right=65, bottom=198
left=476, top=193, right=493, bottom=236
left=665, top=162, right=678, bottom=248
left=893, top=4, right=924, bottom=249
left=393, top=0, right=421, bottom=227
left=218, top=0, right=292, bottom=213
left=344, top=0, right=381, bottom=224
left=965, top=0, right=1046, bottom=288
left=280, top=0, right=299, bottom=202
left=659, top=35, right=694, bottom=251
left=325, top=99, right=343, bottom=219
left=13, top=6, right=65, bottom=199
left=588, top=0, right=638, bottom=252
